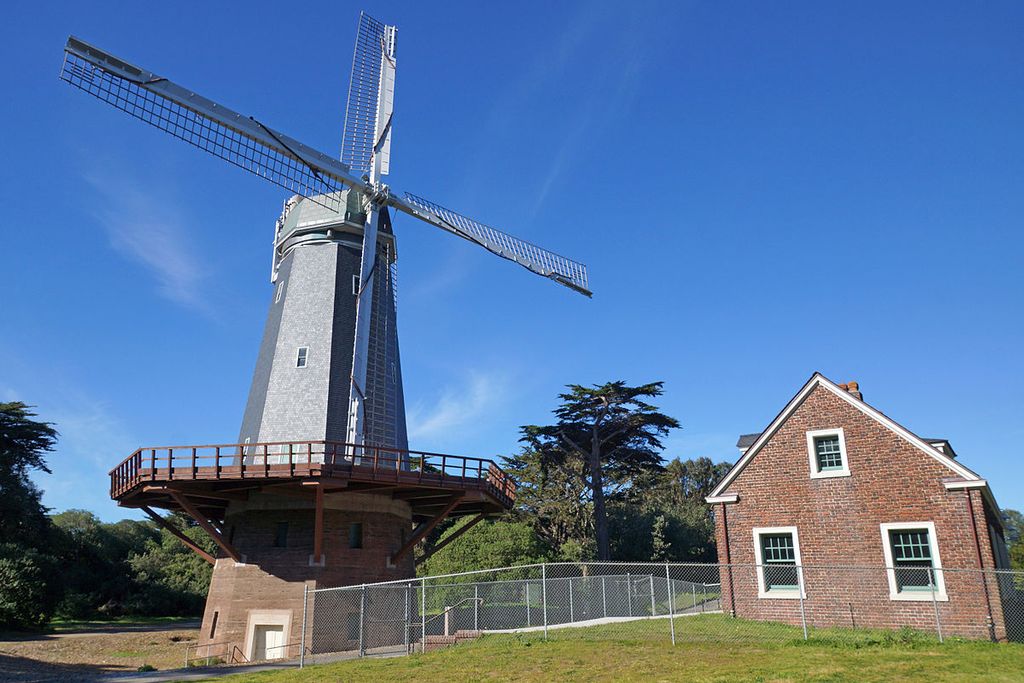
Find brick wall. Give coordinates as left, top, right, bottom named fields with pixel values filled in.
left=714, top=383, right=1005, bottom=640
left=199, top=492, right=414, bottom=660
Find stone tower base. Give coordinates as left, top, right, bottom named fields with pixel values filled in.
left=199, top=492, right=413, bottom=662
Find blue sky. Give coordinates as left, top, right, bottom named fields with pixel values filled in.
left=2, top=1, right=1022, bottom=520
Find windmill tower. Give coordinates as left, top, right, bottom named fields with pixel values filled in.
left=62, top=12, right=590, bottom=661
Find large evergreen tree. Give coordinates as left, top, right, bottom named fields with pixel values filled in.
left=513, top=381, right=679, bottom=561
left=0, top=402, right=60, bottom=628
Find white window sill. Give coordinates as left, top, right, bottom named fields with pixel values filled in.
left=888, top=591, right=948, bottom=602
left=757, top=590, right=804, bottom=600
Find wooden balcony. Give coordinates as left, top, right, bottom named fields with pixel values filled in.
left=109, top=440, right=516, bottom=522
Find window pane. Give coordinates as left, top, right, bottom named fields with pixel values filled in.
left=815, top=435, right=843, bottom=470
left=761, top=534, right=795, bottom=562
left=349, top=522, right=363, bottom=549
left=760, top=533, right=798, bottom=590
left=274, top=521, right=288, bottom=548
left=889, top=529, right=934, bottom=591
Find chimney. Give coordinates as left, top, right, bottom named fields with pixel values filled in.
left=838, top=381, right=863, bottom=401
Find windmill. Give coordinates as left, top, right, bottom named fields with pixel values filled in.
left=61, top=12, right=590, bottom=661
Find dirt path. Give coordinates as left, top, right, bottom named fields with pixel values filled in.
left=0, top=625, right=200, bottom=682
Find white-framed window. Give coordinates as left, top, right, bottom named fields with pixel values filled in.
left=880, top=522, right=947, bottom=601
left=752, top=526, right=804, bottom=599
left=806, top=428, right=850, bottom=478
left=296, top=346, right=308, bottom=368
left=275, top=280, right=285, bottom=304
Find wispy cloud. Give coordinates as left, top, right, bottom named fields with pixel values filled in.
left=1, top=371, right=137, bottom=519
left=84, top=172, right=210, bottom=313
left=407, top=370, right=511, bottom=442
left=457, top=4, right=652, bottom=219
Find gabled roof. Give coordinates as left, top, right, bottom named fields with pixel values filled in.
left=736, top=433, right=760, bottom=449
left=710, top=373, right=984, bottom=501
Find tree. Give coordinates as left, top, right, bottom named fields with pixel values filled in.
left=1002, top=509, right=1023, bottom=546
left=127, top=514, right=215, bottom=616
left=516, top=381, right=679, bottom=561
left=505, top=443, right=596, bottom=560
left=0, top=403, right=58, bottom=545
left=0, top=403, right=61, bottom=628
left=51, top=510, right=161, bottom=618
left=419, top=518, right=548, bottom=577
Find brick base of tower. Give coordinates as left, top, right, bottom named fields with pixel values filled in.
left=199, top=492, right=414, bottom=661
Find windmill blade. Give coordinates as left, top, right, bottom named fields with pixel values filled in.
left=60, top=36, right=368, bottom=211
left=341, top=12, right=397, bottom=175
left=389, top=192, right=591, bottom=297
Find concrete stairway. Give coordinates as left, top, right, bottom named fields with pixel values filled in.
left=420, top=630, right=483, bottom=652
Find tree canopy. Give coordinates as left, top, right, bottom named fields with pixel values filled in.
left=513, top=381, right=680, bottom=560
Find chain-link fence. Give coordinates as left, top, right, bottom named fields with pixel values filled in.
left=298, top=562, right=1024, bottom=666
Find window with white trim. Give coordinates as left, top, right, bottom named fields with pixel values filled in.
left=805, top=428, right=850, bottom=478
left=753, top=526, right=804, bottom=599
left=880, top=522, right=947, bottom=601
left=296, top=347, right=308, bottom=368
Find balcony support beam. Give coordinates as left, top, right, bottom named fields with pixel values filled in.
left=169, top=491, right=241, bottom=563
left=140, top=506, right=215, bottom=565
left=389, top=493, right=463, bottom=566
left=416, top=513, right=487, bottom=567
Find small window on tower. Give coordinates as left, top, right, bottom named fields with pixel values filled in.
left=349, top=522, right=363, bottom=549
left=275, top=280, right=285, bottom=304
left=274, top=522, right=289, bottom=548
left=296, top=347, right=308, bottom=368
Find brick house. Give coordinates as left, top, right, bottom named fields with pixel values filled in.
left=706, top=373, right=1016, bottom=641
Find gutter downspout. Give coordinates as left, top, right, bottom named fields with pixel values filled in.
left=721, top=501, right=736, bottom=618
left=965, top=489, right=997, bottom=641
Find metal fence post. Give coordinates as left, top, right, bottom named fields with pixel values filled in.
left=542, top=564, right=549, bottom=639
left=474, top=584, right=480, bottom=631
left=359, top=585, right=367, bottom=657
left=649, top=574, right=656, bottom=616
left=929, top=569, right=943, bottom=643
left=797, top=565, right=808, bottom=641
left=404, top=583, right=411, bottom=652
left=569, top=577, right=575, bottom=623
left=601, top=575, right=608, bottom=618
left=421, top=577, right=427, bottom=653
left=300, top=584, right=308, bottom=668
left=526, top=582, right=531, bottom=627
left=666, top=563, right=676, bottom=645
left=627, top=573, right=633, bottom=617
left=692, top=583, right=698, bottom=611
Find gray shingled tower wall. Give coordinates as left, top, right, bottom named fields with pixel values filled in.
left=238, top=191, right=407, bottom=451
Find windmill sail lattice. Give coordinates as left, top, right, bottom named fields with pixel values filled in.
left=60, top=38, right=364, bottom=212
left=342, top=12, right=395, bottom=175
left=395, top=193, right=590, bottom=294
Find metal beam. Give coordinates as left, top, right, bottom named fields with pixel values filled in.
left=140, top=506, right=215, bottom=565
left=389, top=494, right=463, bottom=565
left=313, top=484, right=325, bottom=564
left=169, top=491, right=241, bottom=563
left=415, top=513, right=487, bottom=567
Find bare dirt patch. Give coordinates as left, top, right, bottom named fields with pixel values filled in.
left=0, top=627, right=199, bottom=682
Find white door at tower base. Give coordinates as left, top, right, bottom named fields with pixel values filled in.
left=253, top=624, right=286, bottom=660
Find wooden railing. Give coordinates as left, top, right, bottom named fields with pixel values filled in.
left=109, top=440, right=516, bottom=505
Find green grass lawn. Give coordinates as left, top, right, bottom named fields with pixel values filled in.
left=205, top=616, right=1024, bottom=683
